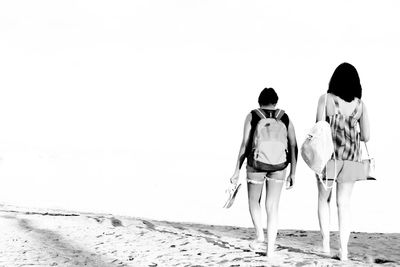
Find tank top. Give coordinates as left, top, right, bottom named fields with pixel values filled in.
left=327, top=96, right=362, bottom=162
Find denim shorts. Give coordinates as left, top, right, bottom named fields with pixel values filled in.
left=246, top=165, right=287, bottom=184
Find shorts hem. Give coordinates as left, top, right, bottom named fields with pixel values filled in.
left=246, top=179, right=265, bottom=185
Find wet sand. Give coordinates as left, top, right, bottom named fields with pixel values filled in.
left=0, top=205, right=398, bottom=266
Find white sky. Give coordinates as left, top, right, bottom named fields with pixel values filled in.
left=0, top=0, right=399, bottom=233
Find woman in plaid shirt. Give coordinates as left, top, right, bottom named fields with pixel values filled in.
left=315, top=63, right=370, bottom=261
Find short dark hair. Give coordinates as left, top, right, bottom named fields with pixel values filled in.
left=258, top=87, right=278, bottom=106
left=327, top=62, right=362, bottom=102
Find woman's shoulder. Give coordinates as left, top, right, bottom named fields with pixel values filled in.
left=356, top=97, right=365, bottom=105
left=272, top=109, right=290, bottom=128
left=281, top=112, right=290, bottom=128
left=245, top=112, right=252, bottom=121
left=355, top=98, right=366, bottom=114
left=280, top=110, right=289, bottom=119
left=320, top=92, right=335, bottom=101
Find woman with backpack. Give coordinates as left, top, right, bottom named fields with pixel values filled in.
left=230, top=88, right=298, bottom=257
left=315, top=63, right=370, bottom=260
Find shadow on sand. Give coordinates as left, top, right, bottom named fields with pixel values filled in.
left=1, top=214, right=122, bottom=267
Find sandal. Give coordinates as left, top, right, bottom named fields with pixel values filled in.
left=223, top=183, right=241, bottom=208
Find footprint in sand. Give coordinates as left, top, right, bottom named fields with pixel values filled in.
left=142, top=220, right=155, bottom=230
left=105, top=232, right=115, bottom=236
left=373, top=258, right=395, bottom=264
left=139, top=231, right=147, bottom=236
left=171, top=224, right=186, bottom=231
left=89, top=216, right=105, bottom=223
left=111, top=218, right=123, bottom=227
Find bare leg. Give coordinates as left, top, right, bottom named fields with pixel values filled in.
left=317, top=178, right=333, bottom=254
left=265, top=179, right=284, bottom=257
left=336, top=181, right=355, bottom=261
left=247, top=182, right=265, bottom=241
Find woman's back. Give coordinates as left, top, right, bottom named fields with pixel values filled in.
left=325, top=94, right=360, bottom=117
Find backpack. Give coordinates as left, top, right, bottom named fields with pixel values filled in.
left=301, top=120, right=334, bottom=175
left=301, top=94, right=335, bottom=188
left=248, top=108, right=289, bottom=171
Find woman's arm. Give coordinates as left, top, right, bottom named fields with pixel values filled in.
left=230, top=113, right=252, bottom=184
left=316, top=94, right=327, bottom=122
left=359, top=101, right=370, bottom=142
left=286, top=120, right=298, bottom=189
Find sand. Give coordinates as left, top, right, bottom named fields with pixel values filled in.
left=0, top=205, right=398, bottom=267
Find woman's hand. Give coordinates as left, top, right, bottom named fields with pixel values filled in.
left=230, top=172, right=240, bottom=185
left=286, top=174, right=295, bottom=190
left=230, top=113, right=252, bottom=186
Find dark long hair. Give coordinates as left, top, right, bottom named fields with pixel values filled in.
left=327, top=63, right=362, bottom=102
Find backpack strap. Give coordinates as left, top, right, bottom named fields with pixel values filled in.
left=254, top=108, right=267, bottom=119
left=323, top=94, right=328, bottom=119
left=275, top=109, right=285, bottom=120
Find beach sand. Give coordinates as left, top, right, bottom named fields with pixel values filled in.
left=0, top=205, right=398, bottom=267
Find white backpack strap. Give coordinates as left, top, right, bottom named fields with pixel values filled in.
left=255, top=108, right=267, bottom=119
left=320, top=111, right=338, bottom=191
left=320, top=152, right=337, bottom=191
left=275, top=109, right=285, bottom=120
left=323, top=93, right=328, bottom=119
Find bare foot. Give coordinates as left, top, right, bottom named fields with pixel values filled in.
left=333, top=250, right=348, bottom=261
left=249, top=240, right=266, bottom=251
left=322, top=239, right=330, bottom=255
left=266, top=245, right=275, bottom=258
left=339, top=250, right=348, bottom=261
